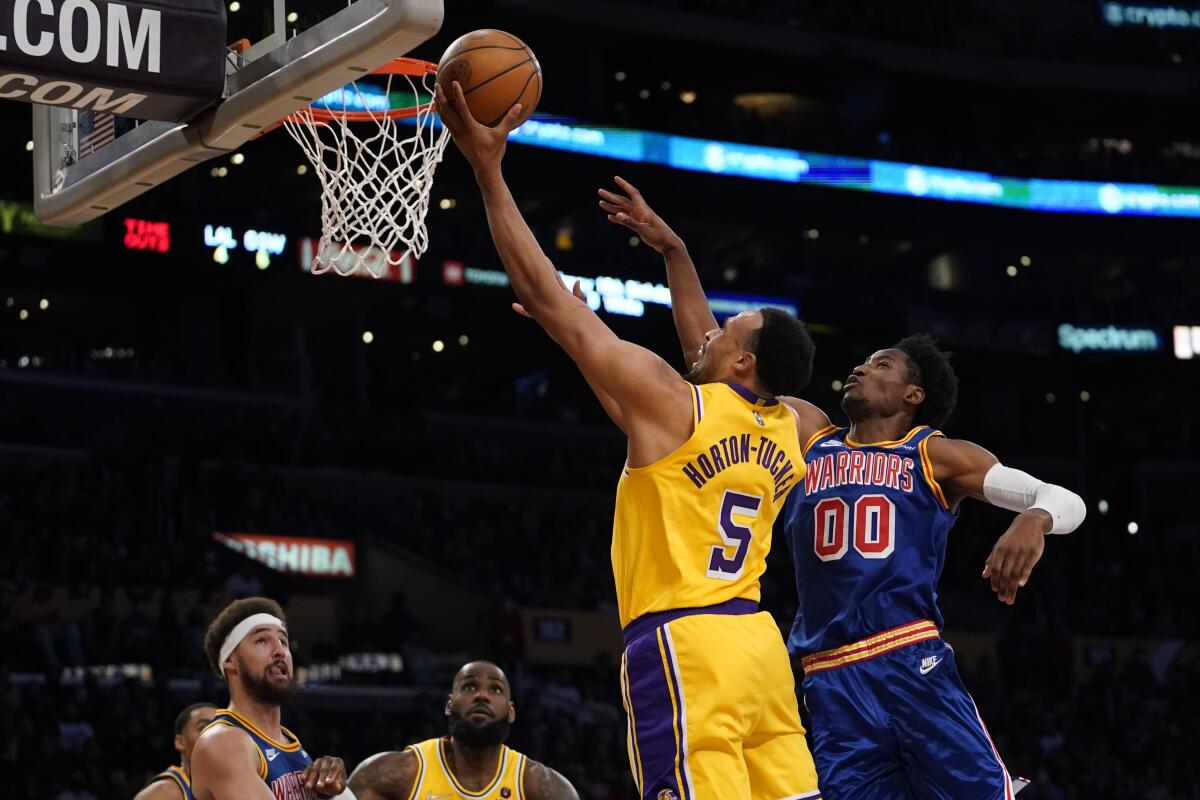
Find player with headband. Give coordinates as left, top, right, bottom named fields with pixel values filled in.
left=190, top=597, right=352, bottom=800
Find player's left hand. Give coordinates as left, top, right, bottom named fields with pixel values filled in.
left=513, top=278, right=588, bottom=318
left=435, top=80, right=524, bottom=174
left=302, top=755, right=348, bottom=798
left=982, top=510, right=1049, bottom=605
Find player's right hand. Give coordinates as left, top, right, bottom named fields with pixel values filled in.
left=435, top=81, right=524, bottom=175
left=598, top=176, right=684, bottom=255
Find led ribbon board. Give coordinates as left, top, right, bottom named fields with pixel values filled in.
left=441, top=261, right=798, bottom=320
left=410, top=115, right=1200, bottom=218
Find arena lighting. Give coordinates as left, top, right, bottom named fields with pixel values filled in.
left=1102, top=1, right=1200, bottom=29
left=204, top=224, right=288, bottom=259
left=1057, top=324, right=1161, bottom=353
left=405, top=116, right=1200, bottom=217
left=123, top=218, right=170, bottom=253
left=213, top=532, right=356, bottom=578
left=297, top=653, right=404, bottom=685
left=60, top=664, right=153, bottom=686
left=440, top=261, right=799, bottom=320
left=1173, top=325, right=1200, bottom=359
left=298, top=237, right=414, bottom=283
left=315, top=83, right=391, bottom=114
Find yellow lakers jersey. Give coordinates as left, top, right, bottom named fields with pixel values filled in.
left=612, top=382, right=805, bottom=627
left=406, top=738, right=527, bottom=800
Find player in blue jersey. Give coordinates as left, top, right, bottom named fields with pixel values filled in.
left=190, top=597, right=350, bottom=800
left=133, top=702, right=216, bottom=800
left=602, top=178, right=1087, bottom=800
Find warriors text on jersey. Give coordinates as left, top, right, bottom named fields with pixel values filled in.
left=405, top=737, right=528, bottom=800
left=611, top=382, right=804, bottom=627
left=204, top=709, right=316, bottom=800
left=785, top=426, right=958, bottom=657
left=148, top=766, right=194, bottom=800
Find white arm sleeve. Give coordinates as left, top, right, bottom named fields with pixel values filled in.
left=982, top=463, right=1086, bottom=534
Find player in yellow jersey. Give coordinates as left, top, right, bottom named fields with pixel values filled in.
left=133, top=702, right=216, bottom=800
left=437, top=82, right=822, bottom=800
left=348, top=661, right=578, bottom=800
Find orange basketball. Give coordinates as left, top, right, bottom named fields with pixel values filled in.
left=436, top=29, right=542, bottom=128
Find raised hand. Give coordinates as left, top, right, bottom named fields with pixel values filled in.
left=598, top=176, right=684, bottom=254
left=434, top=81, right=524, bottom=175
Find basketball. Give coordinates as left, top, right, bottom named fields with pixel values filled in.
left=436, top=29, right=542, bottom=128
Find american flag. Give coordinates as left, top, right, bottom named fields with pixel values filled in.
left=78, top=111, right=116, bottom=156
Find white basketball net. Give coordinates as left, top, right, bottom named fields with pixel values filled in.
left=282, top=67, right=449, bottom=278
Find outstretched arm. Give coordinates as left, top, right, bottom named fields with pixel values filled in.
left=437, top=84, right=690, bottom=463
left=599, top=177, right=716, bottom=366
left=524, top=761, right=581, bottom=800
left=929, top=437, right=1086, bottom=605
left=601, top=177, right=834, bottom=445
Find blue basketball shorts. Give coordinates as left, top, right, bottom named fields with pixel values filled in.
left=800, top=622, right=1015, bottom=800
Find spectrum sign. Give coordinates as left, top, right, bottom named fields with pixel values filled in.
left=1057, top=324, right=1161, bottom=353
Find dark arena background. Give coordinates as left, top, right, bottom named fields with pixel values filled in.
left=3, top=1, right=1200, bottom=798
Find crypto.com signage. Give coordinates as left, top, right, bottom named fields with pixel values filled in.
left=0, top=0, right=226, bottom=119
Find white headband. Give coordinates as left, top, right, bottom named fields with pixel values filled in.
left=219, top=613, right=285, bottom=677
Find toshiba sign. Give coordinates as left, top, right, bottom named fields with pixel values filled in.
left=214, top=532, right=356, bottom=579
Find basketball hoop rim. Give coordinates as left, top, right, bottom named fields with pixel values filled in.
left=284, top=57, right=439, bottom=124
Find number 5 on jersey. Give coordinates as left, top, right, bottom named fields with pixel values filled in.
left=707, top=491, right=762, bottom=580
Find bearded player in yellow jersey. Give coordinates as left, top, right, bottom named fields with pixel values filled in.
left=437, top=82, right=822, bottom=800
left=348, top=661, right=578, bottom=800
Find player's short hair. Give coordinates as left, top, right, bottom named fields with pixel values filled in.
left=748, top=308, right=815, bottom=397
left=894, top=333, right=959, bottom=428
left=203, top=596, right=286, bottom=677
left=174, top=701, right=216, bottom=735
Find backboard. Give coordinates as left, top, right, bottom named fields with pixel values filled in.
left=23, top=0, right=444, bottom=226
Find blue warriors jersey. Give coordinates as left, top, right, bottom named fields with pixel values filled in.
left=785, top=426, right=958, bottom=656
left=204, top=709, right=316, bottom=800
left=149, top=766, right=194, bottom=800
